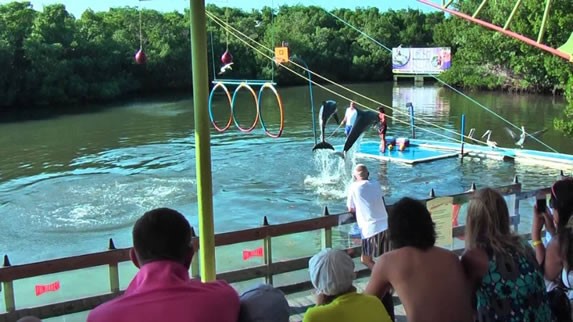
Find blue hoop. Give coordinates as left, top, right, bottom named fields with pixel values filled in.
left=208, top=82, right=233, bottom=132
left=231, top=83, right=259, bottom=133
left=257, top=83, right=284, bottom=138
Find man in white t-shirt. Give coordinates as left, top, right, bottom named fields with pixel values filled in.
left=347, top=164, right=389, bottom=269
left=341, top=101, right=358, bottom=137
left=346, top=164, right=393, bottom=320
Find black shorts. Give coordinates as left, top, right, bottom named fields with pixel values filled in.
left=361, top=230, right=391, bottom=258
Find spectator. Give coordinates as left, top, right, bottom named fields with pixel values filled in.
left=464, top=188, right=553, bottom=321
left=239, top=284, right=290, bottom=322
left=17, top=318, right=41, bottom=322
left=347, top=164, right=394, bottom=319
left=532, top=177, right=573, bottom=319
left=365, top=197, right=473, bottom=322
left=88, top=208, right=240, bottom=322
left=304, top=248, right=391, bottom=322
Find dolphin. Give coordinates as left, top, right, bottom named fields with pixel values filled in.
left=312, top=100, right=340, bottom=151
left=342, top=108, right=379, bottom=154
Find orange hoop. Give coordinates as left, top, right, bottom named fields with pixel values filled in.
left=257, top=83, right=284, bottom=138
left=231, top=83, right=259, bottom=133
left=208, top=82, right=233, bottom=132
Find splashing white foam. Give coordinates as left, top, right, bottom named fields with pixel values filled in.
left=304, top=144, right=360, bottom=200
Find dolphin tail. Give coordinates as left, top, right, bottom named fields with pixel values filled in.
left=312, top=141, right=335, bottom=151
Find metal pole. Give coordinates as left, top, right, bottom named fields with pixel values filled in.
left=190, top=0, right=216, bottom=282
left=291, top=55, right=317, bottom=145
left=503, top=0, right=522, bottom=30
left=537, top=0, right=552, bottom=43
left=407, top=103, right=415, bottom=139
left=460, top=114, right=465, bottom=143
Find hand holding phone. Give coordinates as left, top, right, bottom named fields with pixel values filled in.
left=536, top=198, right=547, bottom=213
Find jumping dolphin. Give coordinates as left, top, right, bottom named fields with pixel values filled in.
left=505, top=126, right=547, bottom=148
left=312, top=100, right=340, bottom=151
left=342, top=108, right=379, bottom=154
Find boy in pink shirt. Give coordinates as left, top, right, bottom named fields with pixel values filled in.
left=88, top=208, right=240, bottom=322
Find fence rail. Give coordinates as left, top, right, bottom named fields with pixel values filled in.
left=0, top=181, right=541, bottom=321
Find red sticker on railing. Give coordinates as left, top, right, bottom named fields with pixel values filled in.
left=35, top=281, right=60, bottom=296
left=242, top=247, right=263, bottom=260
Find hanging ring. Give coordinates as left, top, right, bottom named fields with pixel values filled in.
left=257, top=83, right=284, bottom=138
left=208, top=83, right=233, bottom=132
left=231, top=83, right=259, bottom=132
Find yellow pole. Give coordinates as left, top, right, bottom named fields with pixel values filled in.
left=190, top=0, right=216, bottom=282
left=503, top=0, right=522, bottom=30
left=537, top=0, right=552, bottom=43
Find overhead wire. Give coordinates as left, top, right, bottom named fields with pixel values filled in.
left=206, top=11, right=488, bottom=145
left=323, top=8, right=559, bottom=153
left=208, top=12, right=468, bottom=142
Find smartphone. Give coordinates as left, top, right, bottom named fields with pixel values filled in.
left=536, top=198, right=547, bottom=213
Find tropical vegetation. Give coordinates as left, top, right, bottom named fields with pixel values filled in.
left=0, top=1, right=571, bottom=133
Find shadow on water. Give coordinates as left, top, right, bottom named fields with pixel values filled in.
left=0, top=91, right=192, bottom=124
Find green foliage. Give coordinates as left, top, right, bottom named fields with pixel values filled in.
left=0, top=1, right=572, bottom=136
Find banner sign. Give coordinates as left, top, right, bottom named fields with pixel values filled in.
left=392, top=47, right=451, bottom=74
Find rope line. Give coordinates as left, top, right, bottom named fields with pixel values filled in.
left=206, top=11, right=489, bottom=146
left=323, top=8, right=558, bottom=153
left=206, top=12, right=486, bottom=145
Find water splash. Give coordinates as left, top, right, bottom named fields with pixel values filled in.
left=304, top=145, right=360, bottom=200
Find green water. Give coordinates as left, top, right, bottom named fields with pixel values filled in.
left=0, top=82, right=570, bottom=319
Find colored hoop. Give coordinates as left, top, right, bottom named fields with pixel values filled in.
left=208, top=83, right=233, bottom=132
left=231, top=83, right=259, bottom=133
left=257, top=83, right=284, bottom=138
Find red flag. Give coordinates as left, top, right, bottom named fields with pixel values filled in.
left=35, top=281, right=60, bottom=296
left=242, top=247, right=264, bottom=260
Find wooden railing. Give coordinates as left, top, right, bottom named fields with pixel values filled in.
left=0, top=180, right=543, bottom=322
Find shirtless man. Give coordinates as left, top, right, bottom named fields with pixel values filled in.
left=365, top=197, right=473, bottom=322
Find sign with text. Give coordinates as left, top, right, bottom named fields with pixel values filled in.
left=427, top=196, right=454, bottom=248
left=392, top=47, right=451, bottom=74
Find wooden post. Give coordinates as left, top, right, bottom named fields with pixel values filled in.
left=321, top=207, right=332, bottom=249
left=263, top=216, right=273, bottom=285
left=108, top=239, right=120, bottom=293
left=2, top=255, right=15, bottom=312
left=190, top=227, right=200, bottom=279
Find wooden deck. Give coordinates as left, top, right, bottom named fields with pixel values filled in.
left=286, top=277, right=407, bottom=322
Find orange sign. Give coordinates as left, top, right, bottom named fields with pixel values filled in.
left=274, top=47, right=290, bottom=64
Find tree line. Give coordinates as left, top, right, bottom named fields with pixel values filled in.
left=0, top=1, right=572, bottom=134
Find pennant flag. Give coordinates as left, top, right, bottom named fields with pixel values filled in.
left=242, top=247, right=264, bottom=260
left=35, top=281, right=60, bottom=296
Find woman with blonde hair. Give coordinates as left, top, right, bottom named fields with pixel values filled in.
left=462, top=188, right=553, bottom=322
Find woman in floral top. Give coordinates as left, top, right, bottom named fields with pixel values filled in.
left=462, top=188, right=554, bottom=322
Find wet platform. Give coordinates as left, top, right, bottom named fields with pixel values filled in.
left=354, top=142, right=460, bottom=165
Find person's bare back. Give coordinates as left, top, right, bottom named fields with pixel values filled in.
left=366, top=246, right=473, bottom=322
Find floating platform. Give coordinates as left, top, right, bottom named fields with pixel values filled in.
left=347, top=139, right=573, bottom=169
left=353, top=141, right=459, bottom=165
